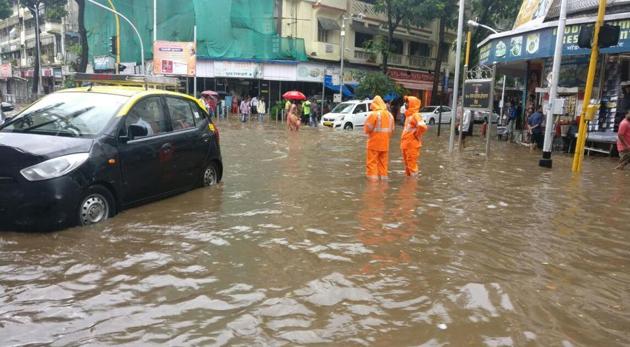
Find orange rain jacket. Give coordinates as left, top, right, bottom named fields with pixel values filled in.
left=364, top=96, right=395, bottom=151
left=400, top=96, right=428, bottom=150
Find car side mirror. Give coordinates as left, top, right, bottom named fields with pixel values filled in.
left=121, top=124, right=148, bottom=142
left=1, top=103, right=14, bottom=112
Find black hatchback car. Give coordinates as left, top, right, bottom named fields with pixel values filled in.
left=0, top=86, right=222, bottom=231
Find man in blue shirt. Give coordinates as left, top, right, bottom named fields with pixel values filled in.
left=528, top=105, right=544, bottom=149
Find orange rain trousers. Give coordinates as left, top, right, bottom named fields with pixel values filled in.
left=402, top=146, right=420, bottom=176
left=366, top=150, right=389, bottom=179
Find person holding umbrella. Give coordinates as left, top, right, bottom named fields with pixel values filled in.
left=287, top=103, right=301, bottom=131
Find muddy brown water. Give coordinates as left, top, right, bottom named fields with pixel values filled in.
left=1, top=119, right=629, bottom=346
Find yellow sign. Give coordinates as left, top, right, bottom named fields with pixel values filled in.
left=513, top=0, right=552, bottom=29
left=153, top=41, right=196, bottom=76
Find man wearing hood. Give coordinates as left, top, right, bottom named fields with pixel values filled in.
left=400, top=96, right=428, bottom=176
left=364, top=95, right=395, bottom=180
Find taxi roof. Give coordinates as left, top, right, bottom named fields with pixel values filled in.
left=58, top=86, right=188, bottom=98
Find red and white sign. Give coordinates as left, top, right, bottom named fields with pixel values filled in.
left=388, top=68, right=434, bottom=91
left=0, top=64, right=12, bottom=79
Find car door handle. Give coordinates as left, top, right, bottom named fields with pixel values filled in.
left=161, top=143, right=173, bottom=152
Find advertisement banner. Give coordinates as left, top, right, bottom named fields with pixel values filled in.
left=480, top=18, right=630, bottom=65
left=214, top=61, right=262, bottom=79
left=153, top=41, right=196, bottom=76
left=0, top=63, right=12, bottom=79
left=513, top=0, right=552, bottom=30
left=463, top=79, right=493, bottom=110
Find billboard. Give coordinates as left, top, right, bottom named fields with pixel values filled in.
left=463, top=79, right=493, bottom=110
left=513, top=0, right=552, bottom=29
left=153, top=41, right=196, bottom=76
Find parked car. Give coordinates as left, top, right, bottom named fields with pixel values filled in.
left=419, top=106, right=452, bottom=125
left=473, top=110, right=500, bottom=123
left=321, top=99, right=372, bottom=130
left=0, top=86, right=222, bottom=231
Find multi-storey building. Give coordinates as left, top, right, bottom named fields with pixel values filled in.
left=0, top=1, right=79, bottom=101
left=279, top=0, right=456, bottom=104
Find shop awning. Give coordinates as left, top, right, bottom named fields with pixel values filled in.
left=324, top=75, right=353, bottom=97
left=318, top=17, right=340, bottom=31
left=478, top=12, right=630, bottom=66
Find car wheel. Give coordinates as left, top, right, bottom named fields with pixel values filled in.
left=343, top=123, right=353, bottom=130
left=429, top=118, right=435, bottom=126
left=202, top=162, right=219, bottom=187
left=78, top=185, right=114, bottom=226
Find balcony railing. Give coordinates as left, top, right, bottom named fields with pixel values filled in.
left=389, top=53, right=403, bottom=66
left=353, top=49, right=377, bottom=63
left=409, top=55, right=435, bottom=70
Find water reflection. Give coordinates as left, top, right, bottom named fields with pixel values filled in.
left=1, top=120, right=629, bottom=345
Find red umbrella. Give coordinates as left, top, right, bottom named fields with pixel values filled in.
left=283, top=91, right=306, bottom=101
left=201, top=90, right=219, bottom=99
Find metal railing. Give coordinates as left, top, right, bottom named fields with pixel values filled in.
left=409, top=55, right=435, bottom=70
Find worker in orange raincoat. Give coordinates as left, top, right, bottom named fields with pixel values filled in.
left=364, top=95, right=395, bottom=180
left=400, top=96, right=428, bottom=176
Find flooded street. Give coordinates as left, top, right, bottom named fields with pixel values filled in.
left=1, top=120, right=629, bottom=346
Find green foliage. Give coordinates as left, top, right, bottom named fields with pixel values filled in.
left=0, top=0, right=12, bottom=20
left=21, top=0, right=68, bottom=21
left=355, top=71, right=407, bottom=99
left=269, top=100, right=286, bottom=121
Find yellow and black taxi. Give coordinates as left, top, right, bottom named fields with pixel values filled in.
left=0, top=85, right=222, bottom=231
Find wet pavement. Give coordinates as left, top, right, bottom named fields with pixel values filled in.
left=1, top=119, right=629, bottom=346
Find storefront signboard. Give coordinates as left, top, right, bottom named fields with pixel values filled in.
left=463, top=79, right=493, bottom=110
left=214, top=61, right=262, bottom=79
left=0, top=64, right=12, bottom=79
left=388, top=68, right=434, bottom=90
left=480, top=18, right=630, bottom=65
left=296, top=63, right=325, bottom=82
left=153, top=41, right=196, bottom=76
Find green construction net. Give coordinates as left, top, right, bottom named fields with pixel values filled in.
left=85, top=0, right=308, bottom=65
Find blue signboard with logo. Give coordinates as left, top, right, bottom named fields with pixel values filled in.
left=479, top=18, right=630, bottom=65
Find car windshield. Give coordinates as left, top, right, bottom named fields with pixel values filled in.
left=420, top=107, right=437, bottom=112
left=0, top=92, right=128, bottom=138
left=330, top=102, right=355, bottom=114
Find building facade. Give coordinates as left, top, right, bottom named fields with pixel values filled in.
left=0, top=1, right=79, bottom=102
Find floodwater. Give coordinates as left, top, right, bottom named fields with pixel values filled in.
left=1, top=119, right=629, bottom=346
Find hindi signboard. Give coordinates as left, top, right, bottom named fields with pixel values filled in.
left=463, top=79, right=493, bottom=110
left=153, top=41, right=196, bottom=76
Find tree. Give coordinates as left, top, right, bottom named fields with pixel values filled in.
left=355, top=71, right=406, bottom=99
left=370, top=0, right=423, bottom=73
left=0, top=0, right=12, bottom=20
left=20, top=0, right=67, bottom=94
left=75, top=0, right=88, bottom=72
left=468, top=0, right=522, bottom=67
left=416, top=0, right=458, bottom=104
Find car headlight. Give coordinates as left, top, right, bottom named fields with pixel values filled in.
left=20, top=153, right=90, bottom=181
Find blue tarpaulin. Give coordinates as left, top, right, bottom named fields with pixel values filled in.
left=324, top=75, right=354, bottom=97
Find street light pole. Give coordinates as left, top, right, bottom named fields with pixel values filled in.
left=448, top=0, right=465, bottom=153
left=34, top=4, right=43, bottom=95
left=540, top=0, right=568, bottom=168
left=87, top=0, right=145, bottom=75
left=339, top=16, right=346, bottom=102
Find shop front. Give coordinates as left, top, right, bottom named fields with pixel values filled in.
left=478, top=12, right=630, bottom=151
